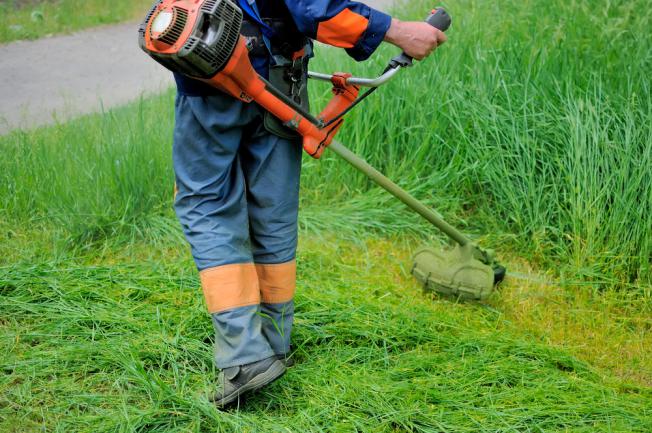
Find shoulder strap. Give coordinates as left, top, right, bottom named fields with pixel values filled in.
left=237, top=0, right=275, bottom=38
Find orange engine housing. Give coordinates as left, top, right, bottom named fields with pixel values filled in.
left=139, top=0, right=358, bottom=158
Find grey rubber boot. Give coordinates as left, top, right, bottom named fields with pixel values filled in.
left=211, top=355, right=286, bottom=408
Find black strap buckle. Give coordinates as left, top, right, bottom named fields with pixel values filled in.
left=285, top=56, right=306, bottom=103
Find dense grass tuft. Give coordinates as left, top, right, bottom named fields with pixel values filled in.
left=304, top=0, right=652, bottom=286
left=1, top=95, right=175, bottom=247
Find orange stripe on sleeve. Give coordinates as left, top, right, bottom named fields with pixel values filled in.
left=200, top=263, right=260, bottom=313
left=316, top=8, right=368, bottom=49
left=256, top=260, right=297, bottom=304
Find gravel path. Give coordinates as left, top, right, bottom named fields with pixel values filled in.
left=0, top=0, right=396, bottom=135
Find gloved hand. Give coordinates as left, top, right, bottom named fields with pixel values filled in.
left=384, top=19, right=447, bottom=60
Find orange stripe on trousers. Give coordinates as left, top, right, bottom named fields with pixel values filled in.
left=200, top=263, right=260, bottom=313
left=316, top=8, right=368, bottom=48
left=256, top=261, right=296, bottom=304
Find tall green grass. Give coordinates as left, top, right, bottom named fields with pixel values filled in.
left=1, top=0, right=650, bottom=287
left=304, top=0, right=652, bottom=286
left=0, top=0, right=154, bottom=43
left=1, top=96, right=175, bottom=246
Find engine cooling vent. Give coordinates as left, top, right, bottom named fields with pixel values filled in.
left=176, top=0, right=242, bottom=77
left=201, top=0, right=218, bottom=11
left=138, top=0, right=162, bottom=40
left=216, top=0, right=242, bottom=63
left=156, top=7, right=188, bottom=45
left=140, top=0, right=243, bottom=79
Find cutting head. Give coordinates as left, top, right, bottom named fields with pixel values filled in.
left=412, top=244, right=506, bottom=301
left=138, top=0, right=243, bottom=78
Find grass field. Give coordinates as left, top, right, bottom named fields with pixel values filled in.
left=1, top=234, right=651, bottom=431
left=0, top=0, right=153, bottom=43
left=1, top=0, right=651, bottom=430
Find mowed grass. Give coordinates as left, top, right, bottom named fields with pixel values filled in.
left=0, top=0, right=153, bottom=43
left=1, top=0, right=652, bottom=430
left=1, top=231, right=651, bottom=432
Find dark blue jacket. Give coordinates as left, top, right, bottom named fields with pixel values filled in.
left=175, top=0, right=392, bottom=95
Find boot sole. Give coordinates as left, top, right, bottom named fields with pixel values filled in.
left=215, top=359, right=286, bottom=407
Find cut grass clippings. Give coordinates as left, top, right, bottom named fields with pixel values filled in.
left=0, top=0, right=154, bottom=43
left=1, top=232, right=651, bottom=432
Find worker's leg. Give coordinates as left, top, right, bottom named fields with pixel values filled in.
left=239, top=118, right=302, bottom=358
left=173, top=94, right=276, bottom=368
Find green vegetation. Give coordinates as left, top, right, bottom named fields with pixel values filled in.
left=2, top=0, right=650, bottom=286
left=0, top=0, right=153, bottom=43
left=1, top=235, right=651, bottom=431
left=1, top=0, right=651, bottom=430
left=304, top=0, right=652, bottom=288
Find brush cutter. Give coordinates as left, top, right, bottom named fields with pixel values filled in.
left=139, top=0, right=506, bottom=300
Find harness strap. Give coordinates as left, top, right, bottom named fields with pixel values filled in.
left=237, top=0, right=274, bottom=39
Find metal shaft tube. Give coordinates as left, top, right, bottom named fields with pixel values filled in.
left=328, top=140, right=471, bottom=246
left=308, top=67, right=401, bottom=88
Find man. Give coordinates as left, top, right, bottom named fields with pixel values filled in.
left=172, top=0, right=446, bottom=407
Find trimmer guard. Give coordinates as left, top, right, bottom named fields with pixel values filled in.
left=411, top=244, right=496, bottom=301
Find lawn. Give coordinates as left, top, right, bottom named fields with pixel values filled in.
left=1, top=229, right=651, bottom=431
left=0, top=0, right=154, bottom=43
left=1, top=0, right=651, bottom=430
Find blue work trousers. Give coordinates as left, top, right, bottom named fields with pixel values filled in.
left=173, top=93, right=301, bottom=368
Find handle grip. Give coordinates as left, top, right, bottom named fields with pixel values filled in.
left=390, top=8, right=451, bottom=68
left=426, top=7, right=451, bottom=32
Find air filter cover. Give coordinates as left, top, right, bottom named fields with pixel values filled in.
left=139, top=0, right=243, bottom=78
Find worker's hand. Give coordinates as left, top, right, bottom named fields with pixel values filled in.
left=384, top=19, right=447, bottom=60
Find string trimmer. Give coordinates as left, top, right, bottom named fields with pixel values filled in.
left=139, top=0, right=506, bottom=300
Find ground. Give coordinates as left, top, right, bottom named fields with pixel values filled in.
left=0, top=0, right=650, bottom=431
left=1, top=221, right=650, bottom=431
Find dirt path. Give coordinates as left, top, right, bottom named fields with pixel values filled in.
left=0, top=0, right=396, bottom=136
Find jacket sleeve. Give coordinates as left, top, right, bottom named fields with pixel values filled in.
left=282, top=1, right=392, bottom=61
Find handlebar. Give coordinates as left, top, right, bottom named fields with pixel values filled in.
left=307, top=8, right=451, bottom=88
left=307, top=67, right=401, bottom=88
